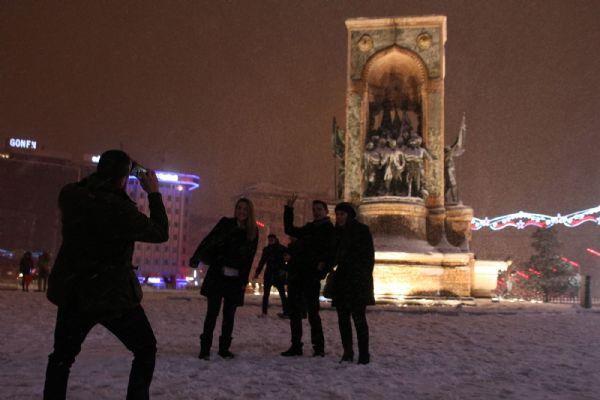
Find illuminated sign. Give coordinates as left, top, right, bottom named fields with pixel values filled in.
left=128, top=170, right=200, bottom=191
left=8, top=138, right=37, bottom=150
left=156, top=172, right=179, bottom=182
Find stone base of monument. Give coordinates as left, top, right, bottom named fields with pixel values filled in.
left=445, top=204, right=474, bottom=250
left=358, top=198, right=474, bottom=299
left=373, top=251, right=474, bottom=299
left=360, top=197, right=428, bottom=242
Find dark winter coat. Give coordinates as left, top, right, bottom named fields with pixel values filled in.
left=47, top=174, right=169, bottom=315
left=190, top=217, right=258, bottom=306
left=255, top=243, right=288, bottom=285
left=283, top=206, right=335, bottom=283
left=331, top=219, right=375, bottom=308
left=19, top=257, right=33, bottom=276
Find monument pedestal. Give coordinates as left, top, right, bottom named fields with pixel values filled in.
left=374, top=251, right=473, bottom=298
left=341, top=16, right=476, bottom=299
left=360, top=197, right=427, bottom=244
left=445, top=204, right=474, bottom=249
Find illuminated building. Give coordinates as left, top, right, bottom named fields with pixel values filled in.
left=0, top=138, right=80, bottom=253
left=127, top=172, right=200, bottom=277
left=0, top=139, right=200, bottom=280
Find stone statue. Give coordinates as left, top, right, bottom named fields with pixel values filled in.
left=363, top=141, right=381, bottom=196
left=379, top=139, right=394, bottom=193
left=404, top=134, right=435, bottom=199
left=444, top=114, right=466, bottom=204
left=383, top=139, right=406, bottom=195
left=332, top=117, right=345, bottom=199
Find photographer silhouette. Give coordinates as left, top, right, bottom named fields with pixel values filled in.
left=44, top=150, right=169, bottom=400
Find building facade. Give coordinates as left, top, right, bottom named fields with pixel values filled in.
left=0, top=137, right=200, bottom=280
left=0, top=139, right=81, bottom=255
left=128, top=171, right=199, bottom=278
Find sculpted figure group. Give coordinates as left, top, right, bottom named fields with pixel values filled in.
left=364, top=132, right=434, bottom=199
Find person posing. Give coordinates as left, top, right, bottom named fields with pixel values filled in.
left=19, top=251, right=34, bottom=292
left=281, top=194, right=335, bottom=357
left=37, top=251, right=51, bottom=292
left=189, top=198, right=259, bottom=360
left=254, top=234, right=289, bottom=318
left=330, top=202, right=375, bottom=365
left=44, top=150, right=169, bottom=400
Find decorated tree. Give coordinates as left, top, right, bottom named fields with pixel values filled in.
left=514, top=227, right=579, bottom=302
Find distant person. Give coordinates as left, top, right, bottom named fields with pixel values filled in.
left=189, top=198, right=259, bottom=360
left=254, top=234, right=289, bottom=318
left=281, top=194, right=335, bottom=357
left=44, top=150, right=169, bottom=400
left=19, top=251, right=34, bottom=292
left=37, top=251, right=51, bottom=292
left=330, top=202, right=375, bottom=365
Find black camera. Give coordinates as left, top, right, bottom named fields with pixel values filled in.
left=131, top=161, right=148, bottom=179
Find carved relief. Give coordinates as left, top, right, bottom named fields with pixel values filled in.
left=350, top=27, right=442, bottom=80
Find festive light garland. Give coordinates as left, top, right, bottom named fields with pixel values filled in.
left=587, top=248, right=600, bottom=257
left=471, top=205, right=600, bottom=231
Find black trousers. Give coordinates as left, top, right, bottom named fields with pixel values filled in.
left=262, top=277, right=288, bottom=315
left=336, top=303, right=369, bottom=357
left=202, top=292, right=238, bottom=341
left=44, top=305, right=157, bottom=400
left=288, top=279, right=324, bottom=351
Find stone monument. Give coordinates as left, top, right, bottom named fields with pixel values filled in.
left=341, top=16, right=475, bottom=298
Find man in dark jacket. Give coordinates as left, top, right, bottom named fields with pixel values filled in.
left=281, top=194, right=335, bottom=357
left=331, top=202, right=375, bottom=365
left=44, top=150, right=169, bottom=400
left=254, top=234, right=289, bottom=317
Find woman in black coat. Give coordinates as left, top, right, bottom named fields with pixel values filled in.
left=189, top=198, right=259, bottom=360
left=331, top=202, right=375, bottom=364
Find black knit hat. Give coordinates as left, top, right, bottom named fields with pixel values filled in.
left=334, top=202, right=356, bottom=219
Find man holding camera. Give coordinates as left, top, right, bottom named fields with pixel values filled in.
left=44, top=150, right=169, bottom=400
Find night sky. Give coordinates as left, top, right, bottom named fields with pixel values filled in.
left=1, top=1, right=599, bottom=265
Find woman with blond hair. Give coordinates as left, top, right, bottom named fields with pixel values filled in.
left=189, top=198, right=259, bottom=360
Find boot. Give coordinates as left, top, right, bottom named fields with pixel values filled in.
left=357, top=353, right=370, bottom=365
left=357, top=336, right=370, bottom=365
left=339, top=352, right=354, bottom=363
left=198, top=333, right=212, bottom=360
left=281, top=343, right=303, bottom=357
left=312, top=348, right=325, bottom=357
left=218, top=336, right=234, bottom=359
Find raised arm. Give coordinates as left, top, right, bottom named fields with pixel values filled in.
left=116, top=193, right=169, bottom=243
left=109, top=170, right=169, bottom=243
left=284, top=205, right=306, bottom=238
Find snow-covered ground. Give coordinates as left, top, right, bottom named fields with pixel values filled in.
left=2, top=289, right=600, bottom=400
